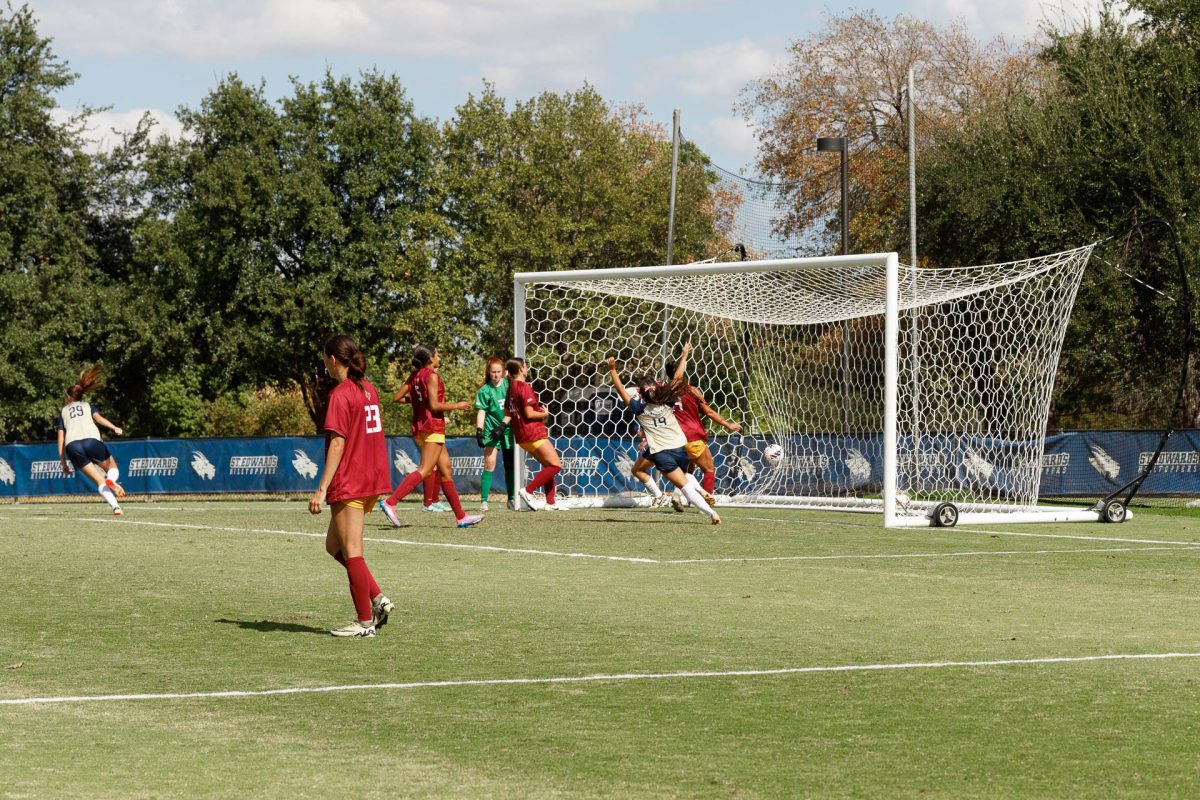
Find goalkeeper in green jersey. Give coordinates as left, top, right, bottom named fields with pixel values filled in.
left=474, top=358, right=516, bottom=511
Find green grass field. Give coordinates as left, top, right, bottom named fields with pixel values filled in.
left=3, top=499, right=1200, bottom=798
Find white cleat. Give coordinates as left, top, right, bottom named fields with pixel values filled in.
left=517, top=488, right=542, bottom=511
left=544, top=502, right=562, bottom=511
left=113, top=506, right=123, bottom=517
left=372, top=595, right=394, bottom=629
left=670, top=491, right=685, bottom=513
left=422, top=501, right=452, bottom=513
left=330, top=620, right=376, bottom=638
left=652, top=494, right=672, bottom=508
left=479, top=500, right=490, bottom=512
left=456, top=514, right=484, bottom=528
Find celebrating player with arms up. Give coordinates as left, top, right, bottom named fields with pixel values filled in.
left=309, top=335, right=394, bottom=638
left=606, top=344, right=720, bottom=525
left=664, top=355, right=742, bottom=509
left=378, top=345, right=483, bottom=529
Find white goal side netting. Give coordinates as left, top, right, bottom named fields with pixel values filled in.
left=515, top=246, right=1096, bottom=524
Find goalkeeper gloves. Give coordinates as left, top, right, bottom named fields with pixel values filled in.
left=475, top=427, right=486, bottom=448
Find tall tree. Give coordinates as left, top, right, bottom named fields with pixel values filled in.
left=440, top=83, right=721, bottom=357
left=0, top=3, right=117, bottom=440
left=916, top=4, right=1200, bottom=426
left=737, top=11, right=1044, bottom=256
left=132, top=70, right=446, bottom=430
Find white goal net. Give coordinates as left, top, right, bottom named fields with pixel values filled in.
left=514, top=246, right=1103, bottom=526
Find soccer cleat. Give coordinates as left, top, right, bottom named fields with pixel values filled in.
left=652, top=493, right=672, bottom=508
left=330, top=620, right=376, bottom=638
left=479, top=500, right=489, bottom=512
left=456, top=514, right=484, bottom=528
left=703, top=491, right=718, bottom=507
left=670, top=491, right=685, bottom=513
left=372, top=595, right=394, bottom=629
left=507, top=499, right=517, bottom=511
left=113, top=506, right=123, bottom=517
left=544, top=502, right=562, bottom=511
left=423, top=501, right=451, bottom=513
left=517, top=488, right=541, bottom=511
left=378, top=499, right=401, bottom=528
left=105, top=479, right=126, bottom=498
left=711, top=513, right=721, bottom=526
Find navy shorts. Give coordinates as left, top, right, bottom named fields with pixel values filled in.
left=64, top=438, right=111, bottom=471
left=649, top=446, right=690, bottom=474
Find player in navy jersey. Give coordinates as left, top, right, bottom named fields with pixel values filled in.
left=662, top=357, right=742, bottom=510
left=309, top=334, right=395, bottom=638
left=606, top=344, right=720, bottom=524
left=57, top=365, right=126, bottom=515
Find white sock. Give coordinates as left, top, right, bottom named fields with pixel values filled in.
left=638, top=476, right=663, bottom=498
left=680, top=481, right=716, bottom=518
left=98, top=484, right=119, bottom=510
left=106, top=466, right=119, bottom=483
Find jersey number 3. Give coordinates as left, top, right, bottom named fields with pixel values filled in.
left=364, top=404, right=382, bottom=434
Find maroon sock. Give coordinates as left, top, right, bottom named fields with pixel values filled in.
left=332, top=551, right=379, bottom=597
left=702, top=470, right=715, bottom=494
left=344, top=556, right=375, bottom=622
left=441, top=479, right=466, bottom=520
left=545, top=480, right=556, bottom=505
left=386, top=471, right=424, bottom=506
left=424, top=473, right=440, bottom=506
left=526, top=465, right=561, bottom=494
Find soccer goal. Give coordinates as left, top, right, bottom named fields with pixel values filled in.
left=513, top=246, right=1113, bottom=526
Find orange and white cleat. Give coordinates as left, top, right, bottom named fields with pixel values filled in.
left=105, top=479, right=126, bottom=498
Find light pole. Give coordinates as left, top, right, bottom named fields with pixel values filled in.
left=817, top=135, right=851, bottom=435
left=816, top=136, right=849, bottom=256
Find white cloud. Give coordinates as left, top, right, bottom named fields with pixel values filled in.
left=52, top=107, right=184, bottom=153
left=33, top=0, right=662, bottom=60
left=917, top=0, right=1104, bottom=40
left=697, top=116, right=759, bottom=167
left=638, top=38, right=777, bottom=100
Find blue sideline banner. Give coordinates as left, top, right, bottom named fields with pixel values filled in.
left=4, top=431, right=1200, bottom=499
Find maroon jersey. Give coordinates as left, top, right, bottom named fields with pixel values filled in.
left=323, top=378, right=391, bottom=504
left=505, top=380, right=548, bottom=444
left=674, top=386, right=708, bottom=442
left=407, top=366, right=446, bottom=435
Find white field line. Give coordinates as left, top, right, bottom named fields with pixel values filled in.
left=739, top=514, right=1200, bottom=548
left=4, top=516, right=1197, bottom=566
left=4, top=652, right=1199, bottom=707
left=663, top=545, right=1196, bottom=564
left=72, top=517, right=661, bottom=563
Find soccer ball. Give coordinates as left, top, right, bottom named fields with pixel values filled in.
left=763, top=443, right=784, bottom=466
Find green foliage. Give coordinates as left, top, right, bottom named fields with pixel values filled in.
left=204, top=385, right=313, bottom=437
left=916, top=6, right=1200, bottom=427
left=147, top=372, right=206, bottom=437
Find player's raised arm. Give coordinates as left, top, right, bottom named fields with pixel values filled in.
left=606, top=356, right=632, bottom=406
left=670, top=342, right=692, bottom=383
left=695, top=389, right=742, bottom=433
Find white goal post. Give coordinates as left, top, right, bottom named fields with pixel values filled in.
left=513, top=247, right=1114, bottom=527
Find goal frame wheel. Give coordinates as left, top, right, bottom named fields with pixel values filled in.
left=930, top=502, right=959, bottom=528
left=1101, top=499, right=1127, bottom=524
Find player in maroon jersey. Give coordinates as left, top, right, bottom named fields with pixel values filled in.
left=503, top=357, right=563, bottom=511
left=665, top=356, right=742, bottom=500
left=378, top=345, right=484, bottom=529
left=308, top=334, right=394, bottom=638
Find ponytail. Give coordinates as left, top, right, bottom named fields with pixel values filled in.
left=411, top=344, right=436, bottom=370
left=323, top=334, right=367, bottom=390
left=505, top=357, right=525, bottom=378
left=67, top=364, right=103, bottom=402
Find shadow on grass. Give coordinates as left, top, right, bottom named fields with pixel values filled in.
left=216, top=618, right=327, bottom=635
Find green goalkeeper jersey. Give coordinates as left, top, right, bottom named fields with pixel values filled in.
left=474, top=379, right=513, bottom=448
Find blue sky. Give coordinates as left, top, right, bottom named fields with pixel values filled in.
left=31, top=0, right=1092, bottom=175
